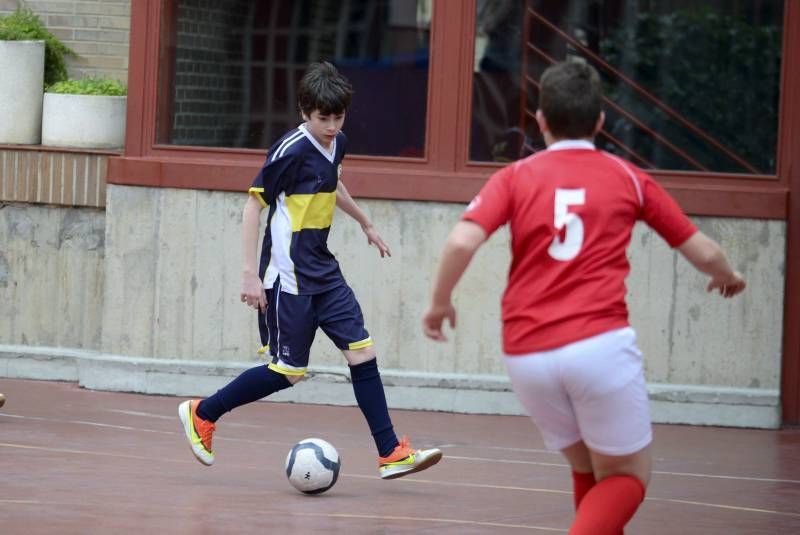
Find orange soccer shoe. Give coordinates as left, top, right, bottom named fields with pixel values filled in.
left=378, top=436, right=442, bottom=480
left=178, top=399, right=215, bottom=466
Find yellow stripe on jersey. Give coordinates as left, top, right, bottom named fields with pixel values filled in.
left=348, top=337, right=374, bottom=350
left=285, top=192, right=336, bottom=232
left=257, top=345, right=269, bottom=354
left=248, top=187, right=268, bottom=208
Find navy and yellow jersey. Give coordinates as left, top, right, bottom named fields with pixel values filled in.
left=249, top=124, right=347, bottom=295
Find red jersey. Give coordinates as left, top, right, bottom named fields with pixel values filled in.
left=463, top=140, right=697, bottom=355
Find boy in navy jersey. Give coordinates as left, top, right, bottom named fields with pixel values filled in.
left=423, top=61, right=745, bottom=533
left=179, top=62, right=441, bottom=480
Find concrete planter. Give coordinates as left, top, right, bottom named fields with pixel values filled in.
left=0, top=40, right=45, bottom=144
left=42, top=93, right=126, bottom=149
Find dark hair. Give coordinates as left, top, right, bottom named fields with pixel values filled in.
left=297, top=61, right=353, bottom=116
left=538, top=61, right=603, bottom=139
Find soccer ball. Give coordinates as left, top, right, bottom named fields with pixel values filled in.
left=285, top=438, right=341, bottom=494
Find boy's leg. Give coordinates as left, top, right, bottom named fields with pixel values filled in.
left=344, top=347, right=399, bottom=457
left=568, top=447, right=650, bottom=535
left=179, top=281, right=311, bottom=466
left=317, top=284, right=442, bottom=479
left=564, top=328, right=652, bottom=534
left=196, top=365, right=294, bottom=423
left=561, top=441, right=596, bottom=510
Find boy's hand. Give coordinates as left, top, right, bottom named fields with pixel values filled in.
left=362, top=224, right=391, bottom=257
left=707, top=271, right=746, bottom=298
left=241, top=272, right=267, bottom=313
left=422, top=302, right=456, bottom=341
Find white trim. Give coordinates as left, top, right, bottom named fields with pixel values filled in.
left=299, top=123, right=336, bottom=163
left=276, top=131, right=305, bottom=160
left=265, top=192, right=298, bottom=293
left=602, top=152, right=644, bottom=207
left=275, top=279, right=282, bottom=361
left=547, top=140, right=595, bottom=151
left=270, top=129, right=303, bottom=162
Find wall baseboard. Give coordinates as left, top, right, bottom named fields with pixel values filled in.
left=0, top=344, right=781, bottom=429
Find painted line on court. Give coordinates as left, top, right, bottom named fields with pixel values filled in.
left=344, top=474, right=800, bottom=519
left=445, top=454, right=800, bottom=485
left=278, top=511, right=566, bottom=531
left=3, top=441, right=798, bottom=519
left=105, top=409, right=265, bottom=429
left=0, top=441, right=196, bottom=464
left=344, top=473, right=572, bottom=496
left=7, top=412, right=799, bottom=485
left=5, top=413, right=799, bottom=487
left=0, top=412, right=288, bottom=446
left=0, top=496, right=567, bottom=532
left=654, top=498, right=800, bottom=518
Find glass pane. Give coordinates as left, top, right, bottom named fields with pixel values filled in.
left=470, top=1, right=784, bottom=174
left=157, top=0, right=431, bottom=157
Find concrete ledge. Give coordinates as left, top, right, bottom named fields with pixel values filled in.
left=0, top=344, right=781, bottom=428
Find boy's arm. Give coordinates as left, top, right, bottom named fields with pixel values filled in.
left=677, top=231, right=746, bottom=298
left=423, top=221, right=487, bottom=341
left=336, top=179, right=391, bottom=257
left=241, top=194, right=267, bottom=313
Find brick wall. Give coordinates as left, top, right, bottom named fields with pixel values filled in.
left=170, top=0, right=250, bottom=146
left=0, top=0, right=130, bottom=83
left=0, top=149, right=108, bottom=207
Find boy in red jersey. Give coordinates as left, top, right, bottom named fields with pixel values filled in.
left=423, top=61, right=745, bottom=534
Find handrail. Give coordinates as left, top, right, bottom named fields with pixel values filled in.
left=524, top=99, right=655, bottom=169
left=527, top=7, right=761, bottom=174
left=525, top=50, right=709, bottom=171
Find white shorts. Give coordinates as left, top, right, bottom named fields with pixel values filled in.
left=504, top=327, right=652, bottom=456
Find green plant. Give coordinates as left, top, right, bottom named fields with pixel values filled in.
left=48, top=78, right=127, bottom=97
left=599, top=6, right=782, bottom=174
left=0, top=8, right=74, bottom=86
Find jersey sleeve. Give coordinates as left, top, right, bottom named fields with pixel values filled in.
left=249, top=152, right=298, bottom=207
left=638, top=172, right=697, bottom=248
left=462, top=164, right=514, bottom=236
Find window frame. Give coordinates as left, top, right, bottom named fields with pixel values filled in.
left=109, top=0, right=800, bottom=425
left=110, top=0, right=793, bottom=218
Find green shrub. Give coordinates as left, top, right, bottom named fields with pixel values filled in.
left=600, top=6, right=781, bottom=174
left=0, top=8, right=74, bottom=86
left=48, top=78, right=127, bottom=97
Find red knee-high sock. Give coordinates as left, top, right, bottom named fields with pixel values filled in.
left=568, top=475, right=645, bottom=535
left=572, top=471, right=597, bottom=510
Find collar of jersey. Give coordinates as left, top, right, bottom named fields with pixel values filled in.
left=547, top=139, right=595, bottom=151
left=298, top=123, right=336, bottom=163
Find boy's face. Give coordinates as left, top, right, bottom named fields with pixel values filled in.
left=302, top=109, right=345, bottom=149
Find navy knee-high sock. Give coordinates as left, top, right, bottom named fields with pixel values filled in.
left=197, top=365, right=292, bottom=423
left=350, top=358, right=399, bottom=457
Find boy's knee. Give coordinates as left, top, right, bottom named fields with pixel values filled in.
left=285, top=374, right=304, bottom=385
left=343, top=347, right=376, bottom=366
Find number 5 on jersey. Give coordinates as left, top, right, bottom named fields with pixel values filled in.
left=548, top=188, right=586, bottom=261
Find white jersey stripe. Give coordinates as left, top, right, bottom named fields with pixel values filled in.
left=270, top=129, right=303, bottom=162
left=602, top=152, right=644, bottom=208
left=277, top=132, right=305, bottom=160
left=264, top=192, right=299, bottom=294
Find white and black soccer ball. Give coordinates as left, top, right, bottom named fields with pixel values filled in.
left=285, top=438, right=341, bottom=494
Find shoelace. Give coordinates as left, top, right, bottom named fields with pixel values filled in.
left=197, top=419, right=215, bottom=451
left=396, top=435, right=416, bottom=456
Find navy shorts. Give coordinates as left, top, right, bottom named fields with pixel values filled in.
left=257, top=279, right=372, bottom=376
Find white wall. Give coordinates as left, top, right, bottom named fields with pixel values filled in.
left=0, top=186, right=786, bottom=427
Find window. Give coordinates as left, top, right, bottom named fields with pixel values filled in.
left=470, top=0, right=784, bottom=174
left=157, top=0, right=431, bottom=157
